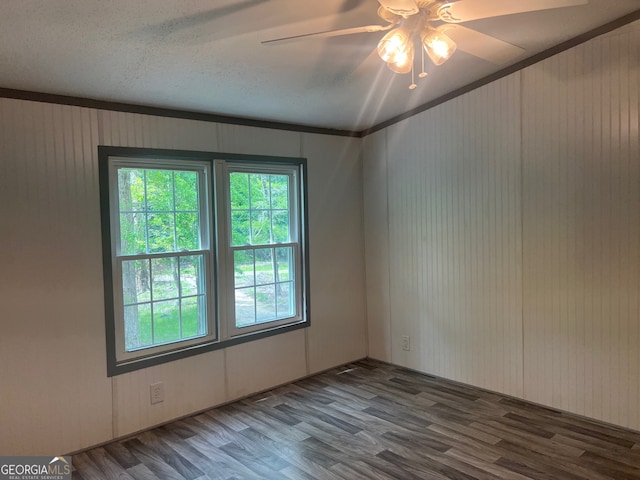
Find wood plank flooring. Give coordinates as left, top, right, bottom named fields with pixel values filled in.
left=72, top=360, right=640, bottom=479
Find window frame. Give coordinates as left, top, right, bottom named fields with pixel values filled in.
left=99, top=146, right=310, bottom=377
left=108, top=158, right=217, bottom=363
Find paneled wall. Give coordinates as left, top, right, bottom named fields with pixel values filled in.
left=363, top=22, right=640, bottom=430
left=363, top=130, right=391, bottom=362
left=0, top=101, right=366, bottom=455
left=0, top=101, right=113, bottom=456
left=365, top=76, right=524, bottom=398
left=521, top=25, right=640, bottom=429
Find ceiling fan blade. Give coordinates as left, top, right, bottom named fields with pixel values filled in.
left=138, top=0, right=270, bottom=35
left=438, top=0, right=588, bottom=23
left=378, top=0, right=419, bottom=16
left=443, top=25, right=525, bottom=64
left=262, top=24, right=393, bottom=45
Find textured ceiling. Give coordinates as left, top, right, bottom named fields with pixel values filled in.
left=1, top=0, right=639, bottom=131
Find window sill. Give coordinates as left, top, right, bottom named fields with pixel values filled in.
left=107, top=319, right=309, bottom=376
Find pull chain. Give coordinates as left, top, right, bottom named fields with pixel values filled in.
left=409, top=63, right=417, bottom=89
left=419, top=47, right=427, bottom=78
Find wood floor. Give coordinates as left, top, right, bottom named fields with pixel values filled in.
left=72, top=359, right=640, bottom=479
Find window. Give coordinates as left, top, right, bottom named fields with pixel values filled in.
left=223, top=165, right=302, bottom=334
left=99, top=147, right=309, bottom=375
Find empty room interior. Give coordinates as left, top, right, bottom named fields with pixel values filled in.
left=2, top=0, right=640, bottom=478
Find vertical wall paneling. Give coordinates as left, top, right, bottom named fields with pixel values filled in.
left=302, top=133, right=367, bottom=373
left=217, top=123, right=301, bottom=157
left=363, top=130, right=392, bottom=361
left=113, top=350, right=227, bottom=438
left=386, top=116, right=423, bottom=371
left=99, top=111, right=220, bottom=151
left=0, top=99, right=113, bottom=455
left=381, top=76, right=524, bottom=397
left=225, top=330, right=308, bottom=400
left=521, top=25, right=640, bottom=430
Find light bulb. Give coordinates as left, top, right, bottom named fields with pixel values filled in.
left=377, top=28, right=411, bottom=64
left=387, top=40, right=414, bottom=74
left=421, top=28, right=457, bottom=66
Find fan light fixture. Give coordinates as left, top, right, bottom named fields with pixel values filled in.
left=262, top=0, right=571, bottom=91
left=377, top=13, right=457, bottom=89
left=421, top=27, right=457, bottom=65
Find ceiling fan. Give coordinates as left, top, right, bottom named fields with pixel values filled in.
left=262, top=0, right=588, bottom=89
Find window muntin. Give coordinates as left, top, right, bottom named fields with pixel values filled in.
left=110, top=161, right=215, bottom=361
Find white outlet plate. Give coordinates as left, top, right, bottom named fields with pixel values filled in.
left=150, top=382, right=164, bottom=404
left=401, top=335, right=410, bottom=351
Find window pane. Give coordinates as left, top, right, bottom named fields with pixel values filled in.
left=122, top=259, right=151, bottom=304
left=256, top=285, right=276, bottom=323
left=231, top=210, right=250, bottom=246
left=118, top=169, right=145, bottom=211
left=148, top=213, right=175, bottom=253
left=124, top=303, right=152, bottom=351
left=181, top=296, right=205, bottom=338
left=251, top=210, right=271, bottom=245
left=270, top=175, right=289, bottom=209
left=123, top=254, right=209, bottom=350
left=229, top=171, right=293, bottom=248
left=153, top=299, right=180, bottom=343
left=276, top=282, right=295, bottom=318
left=151, top=257, right=179, bottom=300
left=275, top=247, right=293, bottom=281
left=176, top=212, right=200, bottom=251
left=249, top=174, right=270, bottom=210
left=235, top=287, right=255, bottom=327
left=254, top=248, right=274, bottom=285
left=120, top=213, right=146, bottom=255
left=174, top=171, right=199, bottom=211
left=180, top=255, right=204, bottom=297
left=272, top=211, right=289, bottom=243
left=234, top=250, right=254, bottom=288
left=230, top=172, right=249, bottom=209
left=146, top=170, right=174, bottom=212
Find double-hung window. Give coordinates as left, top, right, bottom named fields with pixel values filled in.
left=222, top=164, right=303, bottom=335
left=99, top=147, right=309, bottom=376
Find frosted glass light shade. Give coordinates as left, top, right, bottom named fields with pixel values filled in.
left=377, top=28, right=412, bottom=64
left=421, top=28, right=457, bottom=66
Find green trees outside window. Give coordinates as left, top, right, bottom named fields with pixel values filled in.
left=228, top=172, right=296, bottom=328
left=118, top=168, right=207, bottom=351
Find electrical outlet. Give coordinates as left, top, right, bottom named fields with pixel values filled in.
left=150, top=382, right=164, bottom=404
left=401, top=335, right=411, bottom=351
